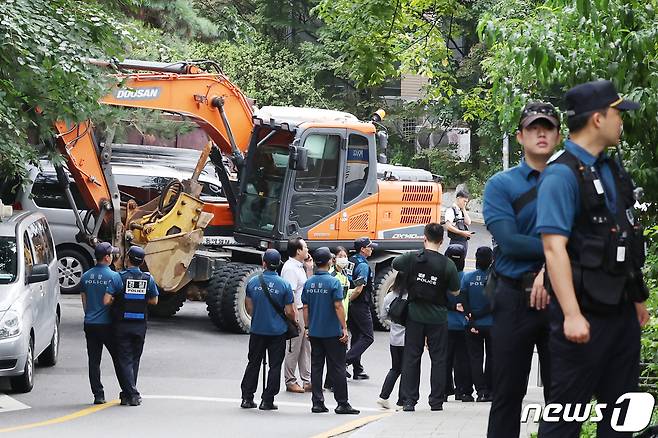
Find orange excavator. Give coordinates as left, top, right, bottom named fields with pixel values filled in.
left=52, top=59, right=443, bottom=332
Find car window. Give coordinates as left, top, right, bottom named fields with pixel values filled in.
left=38, top=218, right=55, bottom=263
left=344, top=134, right=370, bottom=204
left=0, top=236, right=17, bottom=284
left=23, top=232, right=34, bottom=275
left=32, top=172, right=86, bottom=209
left=27, top=220, right=52, bottom=265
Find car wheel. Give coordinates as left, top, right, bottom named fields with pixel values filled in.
left=38, top=313, right=60, bottom=367
left=57, top=248, right=91, bottom=294
left=10, top=338, right=34, bottom=393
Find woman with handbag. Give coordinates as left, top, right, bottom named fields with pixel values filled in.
left=377, top=272, right=408, bottom=410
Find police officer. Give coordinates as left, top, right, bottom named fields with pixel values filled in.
left=103, top=245, right=159, bottom=406
left=80, top=242, right=123, bottom=404
left=240, top=249, right=295, bottom=411
left=536, top=81, right=650, bottom=437
left=444, top=244, right=474, bottom=402
left=462, top=246, right=494, bottom=403
left=302, top=247, right=360, bottom=415
left=392, top=223, right=461, bottom=412
left=444, top=191, right=473, bottom=254
left=483, top=102, right=561, bottom=437
left=345, top=237, right=377, bottom=380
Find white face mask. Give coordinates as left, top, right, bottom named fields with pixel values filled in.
left=335, top=257, right=349, bottom=269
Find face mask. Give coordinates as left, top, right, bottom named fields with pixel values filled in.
left=335, top=257, right=349, bottom=269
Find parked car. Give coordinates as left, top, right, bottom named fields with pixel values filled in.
left=0, top=203, right=60, bottom=392
left=1, top=145, right=227, bottom=294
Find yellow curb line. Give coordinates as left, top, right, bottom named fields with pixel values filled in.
left=310, top=412, right=394, bottom=438
left=0, top=400, right=119, bottom=433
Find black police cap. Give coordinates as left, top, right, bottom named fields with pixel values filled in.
left=565, top=80, right=639, bottom=117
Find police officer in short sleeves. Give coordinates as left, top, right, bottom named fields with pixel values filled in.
left=483, top=102, right=561, bottom=438
left=536, top=81, right=650, bottom=438
left=303, top=247, right=360, bottom=415
left=104, top=246, right=159, bottom=406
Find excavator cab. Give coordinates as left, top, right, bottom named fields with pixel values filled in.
left=234, top=107, right=381, bottom=252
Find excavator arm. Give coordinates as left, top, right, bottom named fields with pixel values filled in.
left=52, top=59, right=256, bottom=292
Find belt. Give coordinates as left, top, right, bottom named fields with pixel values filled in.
left=498, top=272, right=538, bottom=291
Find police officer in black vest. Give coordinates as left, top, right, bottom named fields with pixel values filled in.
left=392, top=223, right=461, bottom=412
left=345, top=237, right=377, bottom=380
left=104, top=246, right=159, bottom=406
left=536, top=81, right=650, bottom=437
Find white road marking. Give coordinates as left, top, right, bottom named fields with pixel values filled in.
left=142, top=395, right=381, bottom=412
left=0, top=394, right=31, bottom=413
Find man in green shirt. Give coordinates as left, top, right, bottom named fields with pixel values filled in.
left=392, top=223, right=460, bottom=412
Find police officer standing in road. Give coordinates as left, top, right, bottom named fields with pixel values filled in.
left=303, top=247, right=360, bottom=415
left=103, top=245, right=159, bottom=406
left=483, top=102, right=561, bottom=438
left=240, top=249, right=295, bottom=411
left=444, top=191, right=473, bottom=254
left=536, top=81, right=650, bottom=437
left=345, top=237, right=377, bottom=380
left=80, top=242, right=123, bottom=405
left=392, top=223, right=461, bottom=412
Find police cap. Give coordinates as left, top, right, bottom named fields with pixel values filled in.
left=313, top=247, right=333, bottom=266
left=565, top=80, right=640, bottom=117
left=127, top=245, right=145, bottom=264
left=262, top=248, right=281, bottom=268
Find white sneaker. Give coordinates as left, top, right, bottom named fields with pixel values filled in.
left=377, top=398, right=390, bottom=409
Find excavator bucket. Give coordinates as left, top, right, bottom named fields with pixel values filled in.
left=142, top=228, right=204, bottom=291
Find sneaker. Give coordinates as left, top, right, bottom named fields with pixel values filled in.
left=286, top=383, right=305, bottom=394
left=93, top=395, right=106, bottom=405
left=353, top=373, right=370, bottom=380
left=312, top=403, right=329, bottom=413
left=241, top=399, right=257, bottom=409
left=335, top=403, right=360, bottom=415
left=476, top=393, right=493, bottom=403
left=376, top=398, right=390, bottom=409
left=259, top=400, right=278, bottom=410
left=431, top=403, right=443, bottom=411
left=119, top=393, right=128, bottom=406
left=402, top=403, right=415, bottom=412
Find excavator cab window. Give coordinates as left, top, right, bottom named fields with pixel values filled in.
left=237, top=144, right=289, bottom=233
left=344, top=134, right=370, bottom=204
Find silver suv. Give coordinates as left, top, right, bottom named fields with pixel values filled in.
left=0, top=203, right=60, bottom=392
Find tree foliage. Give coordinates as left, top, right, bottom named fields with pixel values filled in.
left=0, top=0, right=135, bottom=183
left=479, top=0, right=658, bottom=214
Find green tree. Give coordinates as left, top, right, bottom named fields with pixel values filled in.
left=479, top=0, right=658, bottom=216
left=0, top=0, right=135, bottom=183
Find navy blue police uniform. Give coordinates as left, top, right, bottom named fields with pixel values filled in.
left=345, top=237, right=376, bottom=378
left=303, top=247, right=358, bottom=414
left=536, top=80, right=647, bottom=438
left=483, top=102, right=560, bottom=438
left=444, top=245, right=474, bottom=402
left=80, top=242, right=123, bottom=403
left=240, top=249, right=294, bottom=409
left=461, top=246, right=494, bottom=402
left=111, top=247, right=158, bottom=405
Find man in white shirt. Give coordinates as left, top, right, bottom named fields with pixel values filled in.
left=444, top=191, right=473, bottom=254
left=281, top=237, right=313, bottom=393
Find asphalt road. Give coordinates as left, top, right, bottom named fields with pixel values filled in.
left=0, top=224, right=493, bottom=438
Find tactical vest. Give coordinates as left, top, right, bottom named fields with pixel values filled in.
left=407, top=250, right=448, bottom=306
left=549, top=151, right=648, bottom=314
left=447, top=207, right=469, bottom=241
left=113, top=270, right=151, bottom=322
left=349, top=255, right=372, bottom=305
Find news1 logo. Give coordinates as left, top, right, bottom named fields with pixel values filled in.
left=522, top=392, right=656, bottom=432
